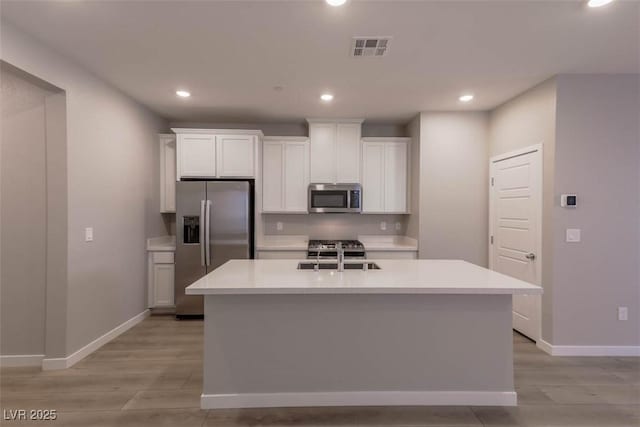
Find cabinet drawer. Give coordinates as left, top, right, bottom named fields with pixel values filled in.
left=152, top=252, right=175, bottom=264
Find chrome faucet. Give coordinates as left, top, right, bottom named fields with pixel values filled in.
left=337, top=242, right=345, bottom=272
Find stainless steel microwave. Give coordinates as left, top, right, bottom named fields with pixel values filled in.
left=308, top=183, right=362, bottom=213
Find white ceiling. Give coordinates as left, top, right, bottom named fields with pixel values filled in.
left=2, top=0, right=638, bottom=124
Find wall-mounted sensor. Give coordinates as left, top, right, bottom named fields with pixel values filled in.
left=561, top=194, right=577, bottom=208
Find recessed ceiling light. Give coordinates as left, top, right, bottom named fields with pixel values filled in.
left=320, top=93, right=334, bottom=102
left=326, top=0, right=347, bottom=6
left=176, top=90, right=191, bottom=98
left=459, top=94, right=474, bottom=103
left=587, top=0, right=614, bottom=7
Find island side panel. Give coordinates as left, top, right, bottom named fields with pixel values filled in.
left=202, top=293, right=514, bottom=408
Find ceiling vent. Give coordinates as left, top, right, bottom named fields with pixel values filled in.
left=351, top=37, right=391, bottom=57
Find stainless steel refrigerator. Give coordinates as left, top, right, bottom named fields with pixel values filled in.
left=175, top=180, right=254, bottom=317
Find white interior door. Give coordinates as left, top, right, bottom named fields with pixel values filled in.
left=490, top=147, right=542, bottom=341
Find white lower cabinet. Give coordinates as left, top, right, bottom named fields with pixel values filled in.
left=262, top=137, right=309, bottom=213
left=148, top=251, right=175, bottom=308
left=362, top=138, right=410, bottom=213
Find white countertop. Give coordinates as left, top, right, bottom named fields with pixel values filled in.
left=146, top=235, right=176, bottom=251
left=186, top=259, right=542, bottom=296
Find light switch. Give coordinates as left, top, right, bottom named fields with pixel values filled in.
left=395, top=222, right=401, bottom=231
left=380, top=221, right=387, bottom=231
left=566, top=228, right=581, bottom=243
left=85, top=227, right=94, bottom=242
left=276, top=222, right=283, bottom=232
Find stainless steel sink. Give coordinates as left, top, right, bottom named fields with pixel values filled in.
left=297, top=262, right=381, bottom=271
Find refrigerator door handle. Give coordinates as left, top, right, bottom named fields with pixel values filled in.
left=200, top=200, right=206, bottom=266
left=205, top=200, right=212, bottom=266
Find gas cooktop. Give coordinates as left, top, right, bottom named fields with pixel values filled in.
left=307, top=240, right=366, bottom=259
left=308, top=239, right=365, bottom=250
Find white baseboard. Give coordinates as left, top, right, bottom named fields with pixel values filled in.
left=42, top=309, right=150, bottom=370
left=538, top=339, right=640, bottom=356
left=0, top=354, right=44, bottom=368
left=201, top=391, right=517, bottom=409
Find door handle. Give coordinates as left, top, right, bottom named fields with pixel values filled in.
left=200, top=200, right=206, bottom=266
left=205, top=200, right=212, bottom=266
left=525, top=253, right=536, bottom=261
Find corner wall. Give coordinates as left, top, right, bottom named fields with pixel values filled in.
left=418, top=112, right=490, bottom=267
left=489, top=78, right=557, bottom=343
left=1, top=65, right=52, bottom=358
left=489, top=75, right=640, bottom=349
left=406, top=115, right=421, bottom=242
left=1, top=22, right=169, bottom=360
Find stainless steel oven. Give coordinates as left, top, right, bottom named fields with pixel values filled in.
left=308, top=183, right=362, bottom=213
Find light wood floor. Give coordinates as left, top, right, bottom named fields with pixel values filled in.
left=1, top=315, right=638, bottom=426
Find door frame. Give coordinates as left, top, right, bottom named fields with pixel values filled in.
left=489, top=144, right=543, bottom=340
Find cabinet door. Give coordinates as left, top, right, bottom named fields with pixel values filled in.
left=262, top=141, right=284, bottom=212
left=178, top=134, right=216, bottom=178
left=384, top=142, right=408, bottom=213
left=336, top=123, right=361, bottom=183
left=216, top=135, right=255, bottom=177
left=160, top=136, right=176, bottom=213
left=362, top=142, right=386, bottom=212
left=284, top=142, right=309, bottom=212
left=153, top=263, right=174, bottom=307
left=309, top=123, right=336, bottom=183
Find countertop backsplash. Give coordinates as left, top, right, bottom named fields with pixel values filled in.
left=261, top=213, right=408, bottom=240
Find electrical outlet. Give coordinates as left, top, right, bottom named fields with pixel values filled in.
left=380, top=221, right=387, bottom=231
left=276, top=222, right=283, bottom=232
left=618, top=306, right=628, bottom=321
left=395, top=222, right=401, bottom=231
left=85, top=227, right=94, bottom=242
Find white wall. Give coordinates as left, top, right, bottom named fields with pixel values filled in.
left=418, top=112, right=490, bottom=267
left=553, top=74, right=639, bottom=346
left=489, top=78, right=557, bottom=342
left=490, top=75, right=640, bottom=349
left=1, top=22, right=168, bottom=358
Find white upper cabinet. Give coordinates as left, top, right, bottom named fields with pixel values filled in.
left=159, top=134, right=176, bottom=213
left=173, top=129, right=261, bottom=180
left=216, top=135, right=256, bottom=177
left=307, top=120, right=363, bottom=184
left=283, top=140, right=310, bottom=212
left=383, top=142, right=408, bottom=212
left=308, top=122, right=336, bottom=183
left=361, top=138, right=410, bottom=214
left=362, top=141, right=386, bottom=212
left=336, top=123, right=361, bottom=183
left=177, top=133, right=216, bottom=178
left=262, top=141, right=284, bottom=212
left=262, top=137, right=309, bottom=213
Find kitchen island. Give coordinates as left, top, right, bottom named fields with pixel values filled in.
left=186, top=259, right=542, bottom=409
